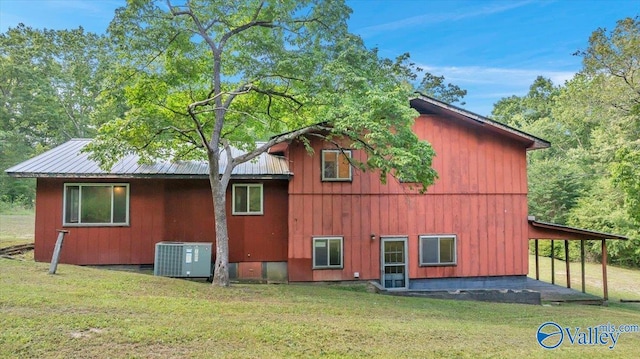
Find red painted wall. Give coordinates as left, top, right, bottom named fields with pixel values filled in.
left=287, top=114, right=530, bottom=282
left=33, top=178, right=288, bottom=265
left=34, top=178, right=165, bottom=265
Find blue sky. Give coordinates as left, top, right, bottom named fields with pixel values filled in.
left=1, top=0, right=638, bottom=116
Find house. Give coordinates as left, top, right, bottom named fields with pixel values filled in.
left=6, top=95, right=626, bottom=296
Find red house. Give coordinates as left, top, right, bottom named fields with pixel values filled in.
left=6, top=95, right=624, bottom=295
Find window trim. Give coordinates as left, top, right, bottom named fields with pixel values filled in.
left=232, top=183, right=264, bottom=215
left=321, top=149, right=352, bottom=182
left=63, top=183, right=130, bottom=227
left=419, top=235, right=457, bottom=266
left=312, top=236, right=344, bottom=269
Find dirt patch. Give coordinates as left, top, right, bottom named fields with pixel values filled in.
left=70, top=328, right=104, bottom=339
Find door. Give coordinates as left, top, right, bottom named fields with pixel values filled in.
left=381, top=237, right=408, bottom=289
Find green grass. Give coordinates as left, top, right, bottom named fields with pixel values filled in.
left=1, top=214, right=640, bottom=358
left=1, top=259, right=640, bottom=358
left=0, top=213, right=34, bottom=248
left=528, top=254, right=640, bottom=302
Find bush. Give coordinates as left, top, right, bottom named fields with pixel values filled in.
left=0, top=195, right=34, bottom=214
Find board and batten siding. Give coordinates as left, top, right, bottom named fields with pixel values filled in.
left=34, top=178, right=165, bottom=265
left=287, top=114, right=530, bottom=282
left=33, top=178, right=288, bottom=265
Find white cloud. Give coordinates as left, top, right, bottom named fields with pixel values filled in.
left=358, top=0, right=535, bottom=34
left=420, top=64, right=575, bottom=88
left=415, top=64, right=576, bottom=116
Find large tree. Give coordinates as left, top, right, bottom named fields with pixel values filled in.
left=0, top=24, right=112, bottom=205
left=578, top=17, right=640, bottom=222
left=88, top=0, right=437, bottom=286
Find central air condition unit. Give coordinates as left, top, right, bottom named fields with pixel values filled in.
left=154, top=242, right=212, bottom=278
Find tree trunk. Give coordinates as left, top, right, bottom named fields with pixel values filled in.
left=209, top=159, right=230, bottom=287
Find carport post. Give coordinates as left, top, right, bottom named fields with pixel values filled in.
left=602, top=239, right=608, bottom=301
left=564, top=240, right=570, bottom=289
left=534, top=239, right=539, bottom=280
left=550, top=240, right=555, bottom=285
left=580, top=240, right=586, bottom=293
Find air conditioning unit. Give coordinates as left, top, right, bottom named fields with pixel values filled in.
left=154, top=242, right=212, bottom=278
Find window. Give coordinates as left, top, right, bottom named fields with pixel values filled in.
left=232, top=183, right=263, bottom=215
left=419, top=235, right=457, bottom=266
left=63, top=183, right=129, bottom=226
left=321, top=150, right=352, bottom=181
left=313, top=237, right=343, bottom=269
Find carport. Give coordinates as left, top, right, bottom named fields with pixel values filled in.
left=528, top=217, right=628, bottom=302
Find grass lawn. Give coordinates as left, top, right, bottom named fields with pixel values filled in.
left=1, top=214, right=640, bottom=358
left=528, top=254, right=640, bottom=302
left=0, top=213, right=34, bottom=248
left=1, top=259, right=640, bottom=358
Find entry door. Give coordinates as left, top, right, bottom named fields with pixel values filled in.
left=381, top=237, right=408, bottom=289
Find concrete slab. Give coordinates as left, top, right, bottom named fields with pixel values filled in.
left=525, top=278, right=603, bottom=304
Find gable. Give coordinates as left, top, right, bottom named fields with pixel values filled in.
left=413, top=113, right=529, bottom=194
left=410, top=95, right=550, bottom=151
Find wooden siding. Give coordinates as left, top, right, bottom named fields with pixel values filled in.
left=34, top=178, right=165, bottom=265
left=33, top=178, right=288, bottom=265
left=287, top=114, right=530, bottom=281
left=224, top=180, right=289, bottom=262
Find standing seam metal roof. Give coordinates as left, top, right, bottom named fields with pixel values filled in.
left=5, top=139, right=291, bottom=179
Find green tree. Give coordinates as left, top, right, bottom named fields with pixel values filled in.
left=0, top=24, right=113, bottom=205
left=416, top=72, right=467, bottom=105
left=492, top=76, right=557, bottom=131
left=569, top=178, right=640, bottom=267
left=491, top=77, right=586, bottom=224
left=494, top=18, right=640, bottom=266
left=578, top=17, right=640, bottom=222
left=88, top=0, right=438, bottom=286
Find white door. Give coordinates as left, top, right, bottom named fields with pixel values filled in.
left=381, top=237, right=408, bottom=289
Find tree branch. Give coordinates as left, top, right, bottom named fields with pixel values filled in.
left=222, top=83, right=253, bottom=110
left=166, top=0, right=219, bottom=53
left=220, top=138, right=235, bottom=189
left=231, top=124, right=329, bottom=166
left=219, top=1, right=272, bottom=49
left=250, top=87, right=303, bottom=110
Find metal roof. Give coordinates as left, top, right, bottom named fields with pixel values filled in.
left=5, top=139, right=291, bottom=179
left=410, top=94, right=551, bottom=151
left=528, top=218, right=628, bottom=240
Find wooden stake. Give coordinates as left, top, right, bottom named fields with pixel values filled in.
left=49, top=230, right=69, bottom=275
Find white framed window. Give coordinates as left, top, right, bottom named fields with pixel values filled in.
left=63, top=183, right=129, bottom=226
left=321, top=149, right=352, bottom=181
left=312, top=236, right=343, bottom=269
left=419, top=235, right=457, bottom=266
left=232, top=183, right=263, bottom=215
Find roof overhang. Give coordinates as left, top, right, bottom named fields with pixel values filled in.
left=5, top=139, right=292, bottom=179
left=528, top=218, right=628, bottom=241
left=5, top=173, right=291, bottom=180
left=410, top=94, right=550, bottom=151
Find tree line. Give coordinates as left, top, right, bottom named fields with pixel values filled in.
left=0, top=24, right=117, bottom=208
left=493, top=17, right=640, bottom=267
